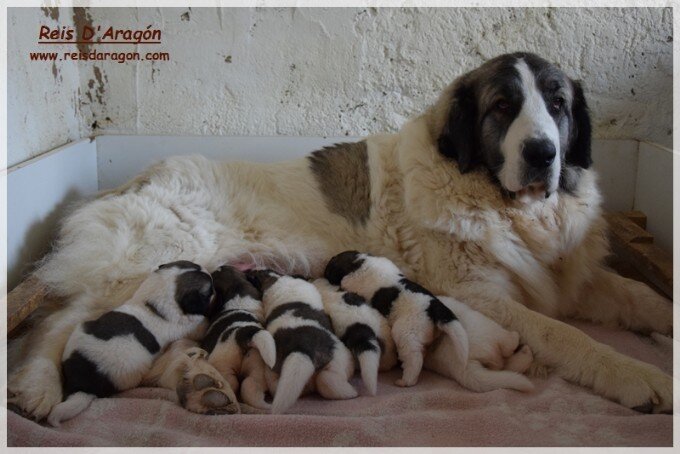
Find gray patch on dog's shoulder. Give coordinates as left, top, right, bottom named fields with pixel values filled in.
left=308, top=141, right=371, bottom=225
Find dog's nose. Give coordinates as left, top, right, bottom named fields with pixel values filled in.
left=522, top=138, right=556, bottom=168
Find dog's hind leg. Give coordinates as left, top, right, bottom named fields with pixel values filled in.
left=391, top=320, right=427, bottom=387
left=316, top=345, right=357, bottom=400
left=316, top=370, right=358, bottom=400
left=8, top=295, right=101, bottom=420
left=240, top=349, right=271, bottom=409
left=504, top=344, right=534, bottom=374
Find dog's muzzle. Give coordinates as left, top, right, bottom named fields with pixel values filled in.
left=522, top=138, right=556, bottom=169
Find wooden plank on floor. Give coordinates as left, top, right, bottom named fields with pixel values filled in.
left=5, top=276, right=48, bottom=333
left=605, top=211, right=672, bottom=298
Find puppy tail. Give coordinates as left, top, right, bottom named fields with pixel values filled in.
left=456, top=360, right=535, bottom=393
left=250, top=329, right=277, bottom=369
left=271, top=352, right=316, bottom=414
left=439, top=320, right=470, bottom=364
left=47, top=392, right=95, bottom=427
left=357, top=349, right=380, bottom=396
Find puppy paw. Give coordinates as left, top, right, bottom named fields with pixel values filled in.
left=176, top=353, right=240, bottom=415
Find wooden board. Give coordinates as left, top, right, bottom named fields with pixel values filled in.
left=604, top=211, right=672, bottom=298
left=6, top=276, right=49, bottom=334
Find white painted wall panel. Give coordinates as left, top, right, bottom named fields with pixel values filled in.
left=634, top=142, right=673, bottom=253
left=591, top=140, right=639, bottom=212
left=95, top=135, right=359, bottom=190
left=7, top=139, right=98, bottom=289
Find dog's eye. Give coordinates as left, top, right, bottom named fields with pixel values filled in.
left=551, top=96, right=565, bottom=111
left=494, top=99, right=511, bottom=112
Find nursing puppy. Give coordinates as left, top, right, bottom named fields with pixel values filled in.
left=313, top=278, right=398, bottom=395
left=47, top=261, right=214, bottom=426
left=425, top=296, right=535, bottom=392
left=248, top=270, right=356, bottom=414
left=200, top=265, right=276, bottom=409
left=325, top=251, right=469, bottom=387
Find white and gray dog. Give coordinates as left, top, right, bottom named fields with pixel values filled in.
left=247, top=269, right=356, bottom=414
left=325, top=251, right=469, bottom=387
left=313, top=278, right=398, bottom=395
left=47, top=261, right=215, bottom=426
left=200, top=265, right=276, bottom=410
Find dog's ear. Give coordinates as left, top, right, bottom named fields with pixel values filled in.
left=437, top=80, right=479, bottom=173
left=566, top=80, right=592, bottom=169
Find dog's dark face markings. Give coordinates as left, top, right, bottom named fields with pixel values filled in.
left=437, top=52, right=592, bottom=197
left=324, top=251, right=364, bottom=286
left=210, top=265, right=261, bottom=318
left=245, top=269, right=281, bottom=293
left=156, top=261, right=215, bottom=316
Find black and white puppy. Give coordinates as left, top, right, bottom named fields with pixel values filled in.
left=325, top=251, right=469, bottom=387
left=247, top=269, right=356, bottom=414
left=200, top=265, right=276, bottom=410
left=313, top=278, right=398, bottom=395
left=47, top=260, right=214, bottom=426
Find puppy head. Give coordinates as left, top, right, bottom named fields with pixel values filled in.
left=434, top=52, right=592, bottom=200
left=210, top=265, right=261, bottom=315
left=245, top=268, right=281, bottom=294
left=155, top=260, right=215, bottom=316
left=324, top=250, right=365, bottom=285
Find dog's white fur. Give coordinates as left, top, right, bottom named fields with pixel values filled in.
left=47, top=266, right=210, bottom=426
left=313, top=278, right=397, bottom=395
left=424, top=296, right=534, bottom=393
left=499, top=60, right=562, bottom=195
left=8, top=60, right=673, bottom=418
left=259, top=273, right=356, bottom=413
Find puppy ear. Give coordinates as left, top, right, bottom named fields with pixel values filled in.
left=566, top=80, right=592, bottom=169
left=177, top=272, right=214, bottom=315
left=180, top=289, right=213, bottom=315
left=437, top=80, right=479, bottom=173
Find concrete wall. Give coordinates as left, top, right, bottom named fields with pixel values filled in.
left=7, top=7, right=673, bottom=167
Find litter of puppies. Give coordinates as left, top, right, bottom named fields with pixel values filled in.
left=48, top=251, right=535, bottom=420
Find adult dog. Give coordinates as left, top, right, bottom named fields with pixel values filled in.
left=9, top=52, right=673, bottom=418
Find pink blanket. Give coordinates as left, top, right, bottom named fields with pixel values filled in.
left=8, top=320, right=672, bottom=447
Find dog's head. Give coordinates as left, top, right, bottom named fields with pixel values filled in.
left=155, top=260, right=215, bottom=315
left=210, top=265, right=262, bottom=316
left=435, top=52, right=591, bottom=199
left=244, top=268, right=281, bottom=293
left=324, top=250, right=365, bottom=286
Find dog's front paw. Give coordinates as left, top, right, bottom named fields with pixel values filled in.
left=176, top=351, right=240, bottom=415
left=7, top=358, right=63, bottom=420
left=184, top=347, right=209, bottom=360
left=597, top=353, right=672, bottom=414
